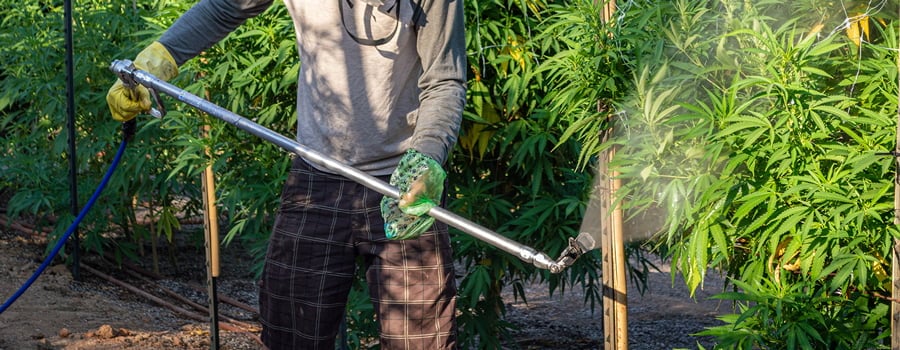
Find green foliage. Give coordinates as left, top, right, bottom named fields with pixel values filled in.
left=165, top=1, right=298, bottom=270
left=551, top=0, right=900, bottom=347
left=699, top=279, right=889, bottom=349
left=0, top=0, right=188, bottom=255
left=2, top=0, right=611, bottom=346
left=452, top=0, right=649, bottom=347
left=0, top=0, right=295, bottom=253
left=14, top=0, right=900, bottom=348
left=454, top=0, right=556, bottom=342
left=538, top=0, right=637, bottom=168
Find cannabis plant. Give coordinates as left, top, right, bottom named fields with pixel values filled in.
left=550, top=0, right=900, bottom=348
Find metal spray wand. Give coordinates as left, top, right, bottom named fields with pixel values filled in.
left=109, top=60, right=583, bottom=273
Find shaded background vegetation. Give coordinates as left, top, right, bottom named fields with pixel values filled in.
left=3, top=0, right=900, bottom=348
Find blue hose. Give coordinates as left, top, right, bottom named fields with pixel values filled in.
left=0, top=138, right=128, bottom=315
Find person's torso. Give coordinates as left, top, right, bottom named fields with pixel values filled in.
left=283, top=0, right=424, bottom=175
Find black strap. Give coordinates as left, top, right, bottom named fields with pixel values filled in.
left=411, top=0, right=424, bottom=28
left=339, top=0, right=400, bottom=46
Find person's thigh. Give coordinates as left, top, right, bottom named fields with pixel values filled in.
left=259, top=158, right=359, bottom=350
left=362, top=221, right=458, bottom=350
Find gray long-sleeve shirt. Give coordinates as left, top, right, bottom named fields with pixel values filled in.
left=159, top=0, right=466, bottom=175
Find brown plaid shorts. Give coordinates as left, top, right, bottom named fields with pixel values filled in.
left=259, top=158, right=457, bottom=350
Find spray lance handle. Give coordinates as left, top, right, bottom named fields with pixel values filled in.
left=110, top=60, right=166, bottom=119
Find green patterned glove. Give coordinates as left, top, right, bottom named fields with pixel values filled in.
left=381, top=149, right=446, bottom=240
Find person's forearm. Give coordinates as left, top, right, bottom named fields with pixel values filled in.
left=158, top=0, right=274, bottom=65
left=413, top=0, right=467, bottom=164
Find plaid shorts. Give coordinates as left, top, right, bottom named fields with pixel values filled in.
left=259, top=158, right=457, bottom=350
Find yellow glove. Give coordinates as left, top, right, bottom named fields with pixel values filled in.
left=106, top=41, right=178, bottom=122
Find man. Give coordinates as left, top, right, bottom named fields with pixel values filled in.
left=106, top=0, right=466, bottom=349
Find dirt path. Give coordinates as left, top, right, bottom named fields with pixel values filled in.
left=0, top=226, right=727, bottom=349
left=502, top=255, right=726, bottom=350
left=0, top=228, right=262, bottom=350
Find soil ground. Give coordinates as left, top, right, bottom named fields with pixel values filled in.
left=0, top=224, right=728, bottom=350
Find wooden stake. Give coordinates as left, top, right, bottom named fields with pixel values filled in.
left=611, top=160, right=627, bottom=350
left=600, top=144, right=627, bottom=350
left=598, top=1, right=626, bottom=349
left=599, top=145, right=615, bottom=349
left=202, top=126, right=221, bottom=279
left=201, top=122, right=221, bottom=350
left=602, top=0, right=616, bottom=25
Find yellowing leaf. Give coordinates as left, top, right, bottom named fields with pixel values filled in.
left=460, top=80, right=500, bottom=159
left=846, top=14, right=870, bottom=47
left=501, top=35, right=528, bottom=74
left=872, top=251, right=890, bottom=290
